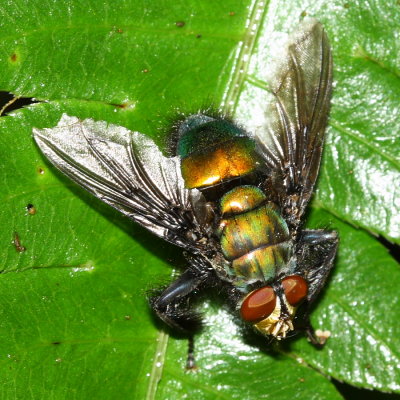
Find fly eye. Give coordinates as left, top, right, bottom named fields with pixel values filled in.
left=240, top=286, right=276, bottom=322
left=281, top=275, right=308, bottom=306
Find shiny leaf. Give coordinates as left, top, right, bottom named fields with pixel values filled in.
left=0, top=0, right=399, bottom=399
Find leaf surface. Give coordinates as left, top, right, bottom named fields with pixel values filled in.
left=0, top=0, right=399, bottom=399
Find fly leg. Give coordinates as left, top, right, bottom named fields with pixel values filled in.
left=150, top=268, right=207, bottom=333
left=295, top=230, right=339, bottom=347
left=149, top=261, right=214, bottom=369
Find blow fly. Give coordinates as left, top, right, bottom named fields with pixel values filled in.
left=33, top=19, right=338, bottom=360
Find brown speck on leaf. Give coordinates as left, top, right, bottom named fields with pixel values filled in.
left=111, top=26, right=123, bottom=34
left=176, top=21, right=185, bottom=27
left=124, top=315, right=131, bottom=320
left=110, top=103, right=127, bottom=109
left=299, top=378, right=305, bottom=383
left=10, top=53, right=17, bottom=62
left=300, top=10, right=307, bottom=17
left=38, top=167, right=45, bottom=175
left=196, top=34, right=202, bottom=39
left=229, top=11, right=235, bottom=16
left=110, top=100, right=136, bottom=111
left=26, top=203, right=36, bottom=215
left=13, top=232, right=26, bottom=252
left=344, top=2, right=350, bottom=8
left=142, top=68, right=149, bottom=73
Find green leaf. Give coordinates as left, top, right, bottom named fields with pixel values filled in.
left=293, top=209, right=400, bottom=393
left=0, top=0, right=399, bottom=399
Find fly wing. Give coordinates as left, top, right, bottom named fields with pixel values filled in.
left=33, top=114, right=207, bottom=251
left=255, top=19, right=333, bottom=229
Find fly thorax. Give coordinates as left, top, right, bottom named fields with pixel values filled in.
left=215, top=185, right=292, bottom=290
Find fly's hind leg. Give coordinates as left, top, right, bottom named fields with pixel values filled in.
left=295, top=230, right=339, bottom=347
left=149, top=259, right=214, bottom=369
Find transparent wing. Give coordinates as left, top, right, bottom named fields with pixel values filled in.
left=33, top=114, right=206, bottom=251
left=255, top=19, right=333, bottom=228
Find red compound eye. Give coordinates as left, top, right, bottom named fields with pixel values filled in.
left=282, top=275, right=308, bottom=306
left=240, top=286, right=276, bottom=322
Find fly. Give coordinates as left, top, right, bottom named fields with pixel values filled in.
left=33, top=19, right=338, bottom=366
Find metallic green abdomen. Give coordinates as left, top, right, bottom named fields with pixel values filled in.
left=177, top=115, right=260, bottom=189
left=216, top=186, right=292, bottom=289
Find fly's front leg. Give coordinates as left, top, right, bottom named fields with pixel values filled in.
left=149, top=262, right=214, bottom=369
left=295, top=229, right=339, bottom=347
left=150, top=268, right=208, bottom=333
